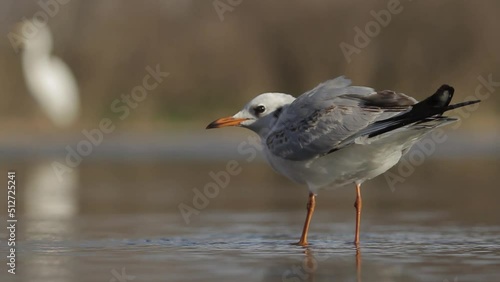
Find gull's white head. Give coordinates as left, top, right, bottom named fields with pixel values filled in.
left=207, top=93, right=295, bottom=135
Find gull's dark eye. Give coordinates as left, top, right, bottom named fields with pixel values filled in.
left=253, top=105, right=266, bottom=115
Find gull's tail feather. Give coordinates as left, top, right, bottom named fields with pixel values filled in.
left=367, top=85, right=481, bottom=138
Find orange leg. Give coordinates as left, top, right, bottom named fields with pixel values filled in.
left=296, top=192, right=316, bottom=246
left=354, top=183, right=362, bottom=245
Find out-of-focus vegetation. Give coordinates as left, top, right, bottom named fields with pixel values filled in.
left=0, top=0, right=498, bottom=132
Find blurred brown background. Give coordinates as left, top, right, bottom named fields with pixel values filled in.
left=0, top=3, right=499, bottom=281
left=0, top=0, right=498, bottom=134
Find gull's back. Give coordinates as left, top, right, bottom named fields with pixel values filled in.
left=266, top=76, right=416, bottom=161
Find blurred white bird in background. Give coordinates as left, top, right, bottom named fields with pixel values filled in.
left=15, top=20, right=80, bottom=238
left=18, top=19, right=80, bottom=128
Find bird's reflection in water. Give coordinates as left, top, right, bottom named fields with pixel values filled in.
left=279, top=247, right=316, bottom=282
left=281, top=245, right=362, bottom=282
left=25, top=160, right=79, bottom=224
left=302, top=248, right=316, bottom=282
left=24, top=160, right=78, bottom=282
left=356, top=246, right=362, bottom=282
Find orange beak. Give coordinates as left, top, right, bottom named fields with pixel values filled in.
left=206, top=116, right=249, bottom=129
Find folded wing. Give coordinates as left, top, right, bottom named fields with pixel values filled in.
left=266, top=76, right=417, bottom=160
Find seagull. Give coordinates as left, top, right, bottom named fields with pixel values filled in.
left=17, top=19, right=80, bottom=128
left=206, top=76, right=480, bottom=246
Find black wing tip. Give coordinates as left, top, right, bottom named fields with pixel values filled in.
left=467, top=99, right=481, bottom=105
left=435, top=85, right=482, bottom=111
left=431, top=84, right=454, bottom=106
left=364, top=86, right=480, bottom=140
left=437, top=84, right=454, bottom=95
left=445, top=99, right=481, bottom=111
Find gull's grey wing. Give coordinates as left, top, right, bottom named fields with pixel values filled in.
left=266, top=77, right=417, bottom=160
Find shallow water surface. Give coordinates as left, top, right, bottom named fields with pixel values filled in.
left=5, top=212, right=500, bottom=282
left=0, top=159, right=499, bottom=281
